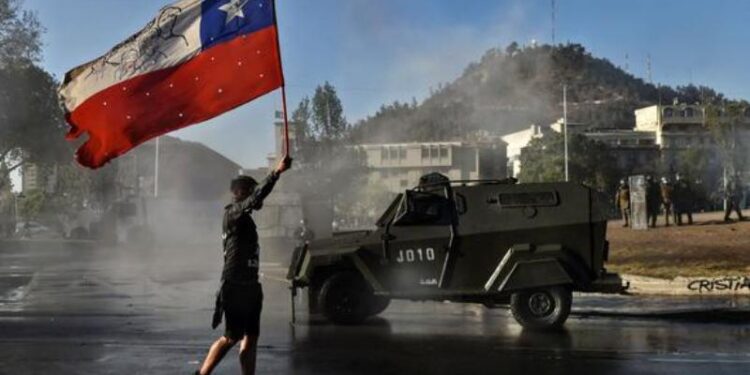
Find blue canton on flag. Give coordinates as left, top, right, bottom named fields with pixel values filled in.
left=200, top=0, right=275, bottom=50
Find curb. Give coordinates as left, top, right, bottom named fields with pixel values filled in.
left=622, top=274, right=750, bottom=296
left=572, top=308, right=750, bottom=323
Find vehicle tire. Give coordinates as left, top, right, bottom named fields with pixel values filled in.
left=318, top=272, right=371, bottom=324
left=367, top=295, right=391, bottom=317
left=510, top=285, right=572, bottom=330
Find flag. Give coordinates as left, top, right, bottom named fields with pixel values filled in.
left=60, top=0, right=284, bottom=168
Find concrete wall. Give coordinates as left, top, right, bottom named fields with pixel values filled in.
left=635, top=105, right=660, bottom=132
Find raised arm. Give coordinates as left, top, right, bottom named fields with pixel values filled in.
left=238, top=156, right=292, bottom=212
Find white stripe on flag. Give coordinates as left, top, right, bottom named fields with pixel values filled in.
left=60, top=0, right=204, bottom=112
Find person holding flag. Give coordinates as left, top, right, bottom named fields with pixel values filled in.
left=59, top=1, right=294, bottom=374
left=198, top=154, right=290, bottom=375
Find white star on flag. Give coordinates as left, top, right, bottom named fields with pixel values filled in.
left=219, top=0, right=249, bottom=25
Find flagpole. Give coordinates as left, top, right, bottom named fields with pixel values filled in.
left=272, top=0, right=291, bottom=157
left=563, top=84, right=569, bottom=182
left=280, top=84, right=291, bottom=156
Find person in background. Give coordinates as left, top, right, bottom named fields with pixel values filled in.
left=293, top=219, right=315, bottom=246
left=646, top=175, right=662, bottom=228
left=660, top=177, right=674, bottom=227
left=673, top=174, right=694, bottom=225
left=724, top=173, right=745, bottom=222
left=615, top=179, right=631, bottom=228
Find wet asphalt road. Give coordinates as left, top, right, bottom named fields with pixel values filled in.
left=1, top=240, right=749, bottom=375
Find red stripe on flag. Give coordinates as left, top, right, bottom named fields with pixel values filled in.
left=66, top=26, right=283, bottom=168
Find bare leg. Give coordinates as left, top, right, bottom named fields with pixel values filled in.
left=199, top=336, right=236, bottom=375
left=240, top=335, right=259, bottom=375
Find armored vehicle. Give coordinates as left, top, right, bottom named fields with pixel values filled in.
left=288, top=174, right=623, bottom=330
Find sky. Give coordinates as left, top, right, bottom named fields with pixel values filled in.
left=20, top=0, right=750, bottom=169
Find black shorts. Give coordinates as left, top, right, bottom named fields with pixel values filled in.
left=222, top=282, right=263, bottom=340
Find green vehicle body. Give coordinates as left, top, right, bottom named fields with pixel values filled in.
left=288, top=176, right=623, bottom=329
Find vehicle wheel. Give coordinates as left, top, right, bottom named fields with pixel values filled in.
left=367, top=295, right=391, bottom=317
left=318, top=272, right=370, bottom=324
left=510, top=285, right=571, bottom=330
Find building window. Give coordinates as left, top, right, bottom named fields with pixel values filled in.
left=381, top=147, right=389, bottom=160
left=389, top=148, right=399, bottom=160
left=663, top=107, right=674, bottom=118
left=439, top=146, right=448, bottom=158
left=683, top=107, right=694, bottom=117
left=430, top=146, right=438, bottom=159
left=421, top=146, right=429, bottom=159
left=399, top=147, right=407, bottom=159
left=400, top=179, right=408, bottom=187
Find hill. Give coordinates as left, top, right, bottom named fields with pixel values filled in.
left=125, top=136, right=241, bottom=201
left=350, top=43, right=725, bottom=143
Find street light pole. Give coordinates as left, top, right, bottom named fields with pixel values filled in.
left=563, top=84, right=569, bottom=182
left=154, top=136, right=160, bottom=198
left=13, top=192, right=24, bottom=236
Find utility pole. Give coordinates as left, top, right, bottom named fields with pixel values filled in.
left=624, top=53, right=629, bottom=73
left=14, top=192, right=25, bottom=235
left=551, top=0, right=556, bottom=44
left=563, top=84, right=569, bottom=182
left=646, top=54, right=652, bottom=84
left=154, top=136, right=160, bottom=198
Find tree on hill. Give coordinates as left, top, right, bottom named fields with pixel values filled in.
left=518, top=133, right=619, bottom=192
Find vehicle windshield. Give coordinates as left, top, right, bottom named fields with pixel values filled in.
left=376, top=193, right=404, bottom=227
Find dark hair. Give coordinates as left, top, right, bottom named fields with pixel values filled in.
left=230, top=175, right=258, bottom=191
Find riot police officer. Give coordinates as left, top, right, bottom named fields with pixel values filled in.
left=673, top=174, right=693, bottom=225
left=646, top=175, right=662, bottom=228
left=724, top=173, right=745, bottom=222
left=660, top=177, right=674, bottom=227
left=196, top=156, right=291, bottom=375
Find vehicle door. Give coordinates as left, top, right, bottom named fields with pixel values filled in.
left=381, top=189, right=459, bottom=292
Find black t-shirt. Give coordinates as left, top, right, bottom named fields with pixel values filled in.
left=221, top=172, right=279, bottom=282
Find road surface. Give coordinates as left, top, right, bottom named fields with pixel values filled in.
left=1, top=240, right=749, bottom=374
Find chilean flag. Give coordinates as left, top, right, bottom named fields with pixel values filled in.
left=60, top=0, right=284, bottom=168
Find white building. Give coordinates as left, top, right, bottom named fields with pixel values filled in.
left=501, top=124, right=553, bottom=178
left=634, top=104, right=750, bottom=170
left=356, top=141, right=508, bottom=193
left=504, top=103, right=750, bottom=178
left=503, top=117, right=660, bottom=178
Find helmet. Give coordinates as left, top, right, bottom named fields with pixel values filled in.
left=230, top=175, right=258, bottom=191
